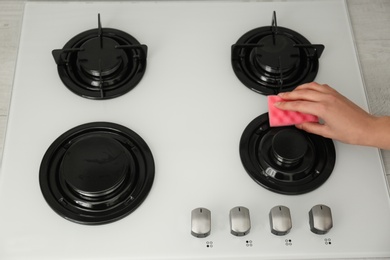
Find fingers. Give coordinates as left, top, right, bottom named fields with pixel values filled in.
left=274, top=82, right=341, bottom=117
left=296, top=122, right=331, bottom=139
left=294, top=82, right=334, bottom=93
left=273, top=82, right=372, bottom=145
left=278, top=82, right=338, bottom=101
left=274, top=99, right=324, bottom=117
left=279, top=82, right=339, bottom=102
left=278, top=89, right=324, bottom=102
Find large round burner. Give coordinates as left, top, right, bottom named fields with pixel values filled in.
left=239, top=113, right=335, bottom=195
left=231, top=12, right=324, bottom=95
left=52, top=15, right=147, bottom=100
left=39, top=122, right=155, bottom=225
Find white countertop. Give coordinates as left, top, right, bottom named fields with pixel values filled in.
left=1, top=0, right=390, bottom=185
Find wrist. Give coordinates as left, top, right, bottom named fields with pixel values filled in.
left=364, top=116, right=390, bottom=149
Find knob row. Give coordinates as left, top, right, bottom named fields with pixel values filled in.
left=191, top=204, right=333, bottom=238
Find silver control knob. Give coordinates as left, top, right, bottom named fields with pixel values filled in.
left=309, top=204, right=333, bottom=234
left=230, top=206, right=251, bottom=236
left=269, top=205, right=292, bottom=236
left=191, top=208, right=211, bottom=238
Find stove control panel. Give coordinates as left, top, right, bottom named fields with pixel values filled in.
left=191, top=205, right=332, bottom=238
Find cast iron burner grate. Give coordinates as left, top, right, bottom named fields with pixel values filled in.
left=39, top=122, right=155, bottom=225
left=231, top=11, right=324, bottom=95
left=239, top=113, right=335, bottom=195
left=52, top=14, right=147, bottom=100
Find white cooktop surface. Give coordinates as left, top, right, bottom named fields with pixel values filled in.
left=1, top=1, right=390, bottom=259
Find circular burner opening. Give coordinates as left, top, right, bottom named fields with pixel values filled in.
left=240, top=113, right=335, bottom=195
left=39, top=122, right=154, bottom=225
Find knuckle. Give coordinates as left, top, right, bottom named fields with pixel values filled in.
left=313, top=103, right=327, bottom=115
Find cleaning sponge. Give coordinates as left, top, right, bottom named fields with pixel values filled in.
left=268, top=95, right=318, bottom=127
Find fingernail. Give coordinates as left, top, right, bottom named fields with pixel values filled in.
left=273, top=102, right=281, bottom=107
left=278, top=92, right=287, bottom=97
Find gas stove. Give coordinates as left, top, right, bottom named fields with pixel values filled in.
left=1, top=1, right=390, bottom=259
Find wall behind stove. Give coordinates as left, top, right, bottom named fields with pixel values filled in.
left=0, top=0, right=390, bottom=188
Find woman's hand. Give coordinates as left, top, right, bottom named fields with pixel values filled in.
left=274, top=82, right=390, bottom=149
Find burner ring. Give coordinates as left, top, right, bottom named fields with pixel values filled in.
left=39, top=122, right=154, bottom=225
left=239, top=113, right=335, bottom=195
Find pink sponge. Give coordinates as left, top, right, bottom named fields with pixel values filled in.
left=268, top=95, right=318, bottom=127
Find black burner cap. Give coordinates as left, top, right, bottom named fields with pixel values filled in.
left=254, top=35, right=300, bottom=75
left=271, top=129, right=308, bottom=167
left=60, top=136, right=129, bottom=197
left=77, top=37, right=126, bottom=77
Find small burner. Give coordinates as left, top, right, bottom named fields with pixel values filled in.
left=39, top=122, right=155, bottom=225
left=52, top=14, right=147, bottom=100
left=239, top=113, right=335, bottom=195
left=231, top=11, right=324, bottom=95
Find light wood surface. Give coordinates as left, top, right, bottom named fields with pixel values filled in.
left=1, top=0, right=390, bottom=188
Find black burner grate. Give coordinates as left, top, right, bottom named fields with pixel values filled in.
left=52, top=14, right=147, bottom=100
left=231, top=11, right=324, bottom=95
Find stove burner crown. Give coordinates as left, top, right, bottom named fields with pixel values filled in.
left=77, top=37, right=126, bottom=77
left=253, top=35, right=300, bottom=75
left=271, top=129, right=308, bottom=167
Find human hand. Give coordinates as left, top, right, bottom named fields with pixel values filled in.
left=274, top=82, right=377, bottom=146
